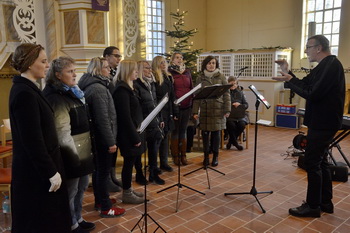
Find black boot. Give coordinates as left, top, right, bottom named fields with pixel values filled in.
left=149, top=169, right=165, bottom=185
left=136, top=171, right=148, bottom=185
left=232, top=138, right=243, bottom=151
left=203, top=153, right=209, bottom=166
left=211, top=153, right=218, bottom=167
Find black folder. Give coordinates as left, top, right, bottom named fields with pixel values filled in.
left=193, top=84, right=232, bottom=100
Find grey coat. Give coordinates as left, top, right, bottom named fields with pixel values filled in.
left=78, top=73, right=117, bottom=149
left=193, top=71, right=231, bottom=131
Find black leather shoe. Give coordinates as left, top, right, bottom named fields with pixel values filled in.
left=149, top=173, right=165, bottom=185
left=226, top=143, right=231, bottom=150
left=211, top=156, right=218, bottom=167
left=320, top=202, right=334, bottom=213
left=79, top=220, right=96, bottom=231
left=289, top=202, right=321, bottom=217
left=160, top=164, right=173, bottom=172
left=136, top=173, right=149, bottom=185
left=203, top=155, right=209, bottom=166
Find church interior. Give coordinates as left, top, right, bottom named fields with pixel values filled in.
left=1, top=0, right=350, bottom=232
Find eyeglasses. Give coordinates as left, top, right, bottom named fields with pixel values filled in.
left=111, top=54, right=122, bottom=58
left=305, top=44, right=319, bottom=50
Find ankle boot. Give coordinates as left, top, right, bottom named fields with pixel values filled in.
left=170, top=139, right=180, bottom=165
left=180, top=139, right=188, bottom=165
left=203, top=153, right=209, bottom=166
left=107, top=175, right=122, bottom=192
left=110, top=168, right=123, bottom=187
left=122, top=188, right=144, bottom=204
left=136, top=171, right=148, bottom=185
left=149, top=169, right=165, bottom=185
left=212, top=153, right=218, bottom=167
left=232, top=138, right=243, bottom=151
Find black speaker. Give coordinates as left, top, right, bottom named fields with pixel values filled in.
left=297, top=155, right=348, bottom=182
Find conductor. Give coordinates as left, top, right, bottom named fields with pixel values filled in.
left=273, top=35, right=345, bottom=217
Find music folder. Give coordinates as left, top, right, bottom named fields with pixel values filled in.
left=193, top=84, right=232, bottom=100
left=137, top=93, right=169, bottom=134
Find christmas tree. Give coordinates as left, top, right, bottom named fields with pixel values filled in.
left=160, top=9, right=202, bottom=79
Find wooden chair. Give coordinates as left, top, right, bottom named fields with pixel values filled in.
left=0, top=168, right=12, bottom=198
left=1, top=119, right=12, bottom=168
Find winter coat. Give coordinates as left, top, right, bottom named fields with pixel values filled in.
left=113, top=81, right=146, bottom=156
left=193, top=71, right=231, bottom=131
left=227, top=88, right=249, bottom=123
left=168, top=67, right=193, bottom=109
left=134, top=78, right=163, bottom=141
left=43, top=84, right=94, bottom=179
left=155, top=73, right=178, bottom=132
left=78, top=73, right=117, bottom=150
left=9, top=76, right=71, bottom=233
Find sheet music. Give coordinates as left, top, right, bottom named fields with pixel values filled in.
left=137, top=93, right=169, bottom=133
left=174, top=83, right=202, bottom=105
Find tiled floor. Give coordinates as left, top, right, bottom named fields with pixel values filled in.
left=1, top=125, right=350, bottom=232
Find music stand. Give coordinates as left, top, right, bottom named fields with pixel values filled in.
left=131, top=95, right=168, bottom=232
left=183, top=84, right=232, bottom=189
left=157, top=84, right=205, bottom=212
left=224, top=85, right=273, bottom=213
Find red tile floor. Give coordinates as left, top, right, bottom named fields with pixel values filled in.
left=1, top=125, right=350, bottom=232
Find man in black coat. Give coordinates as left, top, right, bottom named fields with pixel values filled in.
left=273, top=35, right=345, bottom=217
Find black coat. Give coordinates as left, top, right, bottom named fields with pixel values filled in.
left=9, top=76, right=71, bottom=233
left=155, top=74, right=177, bottom=132
left=43, top=84, right=94, bottom=179
left=134, top=78, right=163, bottom=140
left=288, top=55, right=345, bottom=130
left=113, top=81, right=145, bottom=156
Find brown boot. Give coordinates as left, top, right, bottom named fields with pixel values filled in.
left=180, top=139, right=188, bottom=165
left=170, top=139, right=180, bottom=166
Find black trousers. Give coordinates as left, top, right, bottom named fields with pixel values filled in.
left=304, top=128, right=337, bottom=208
left=202, top=130, right=220, bottom=155
left=226, top=119, right=246, bottom=144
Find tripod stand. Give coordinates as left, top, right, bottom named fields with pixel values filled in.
left=131, top=150, right=166, bottom=232
left=157, top=140, right=205, bottom=212
left=183, top=131, right=226, bottom=189
left=224, top=86, right=273, bottom=213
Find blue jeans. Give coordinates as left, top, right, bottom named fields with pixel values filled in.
left=66, top=175, right=89, bottom=229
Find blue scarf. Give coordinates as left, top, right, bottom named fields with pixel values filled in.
left=62, top=84, right=85, bottom=102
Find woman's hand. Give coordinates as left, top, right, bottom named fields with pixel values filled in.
left=224, top=113, right=230, bottom=118
left=232, top=102, right=241, bottom=108
left=108, top=145, right=117, bottom=153
left=134, top=142, right=141, bottom=147
left=193, top=114, right=199, bottom=120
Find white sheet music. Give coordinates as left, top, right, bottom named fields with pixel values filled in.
left=137, top=93, right=169, bottom=133
left=174, top=83, right=202, bottom=105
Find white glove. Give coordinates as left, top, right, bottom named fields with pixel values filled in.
left=49, top=172, right=62, bottom=192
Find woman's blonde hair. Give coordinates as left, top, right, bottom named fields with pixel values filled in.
left=152, top=56, right=170, bottom=85
left=117, top=60, right=138, bottom=89
left=87, top=57, right=107, bottom=76
left=137, top=60, right=155, bottom=84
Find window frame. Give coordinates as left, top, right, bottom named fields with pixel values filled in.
left=145, top=0, right=165, bottom=61
left=302, top=0, right=342, bottom=57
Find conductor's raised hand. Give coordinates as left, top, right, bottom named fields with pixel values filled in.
left=272, top=71, right=292, bottom=82
left=275, top=59, right=289, bottom=73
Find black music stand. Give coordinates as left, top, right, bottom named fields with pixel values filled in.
left=224, top=85, right=273, bottom=213
left=183, top=84, right=232, bottom=189
left=131, top=95, right=168, bottom=233
left=157, top=85, right=205, bottom=212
